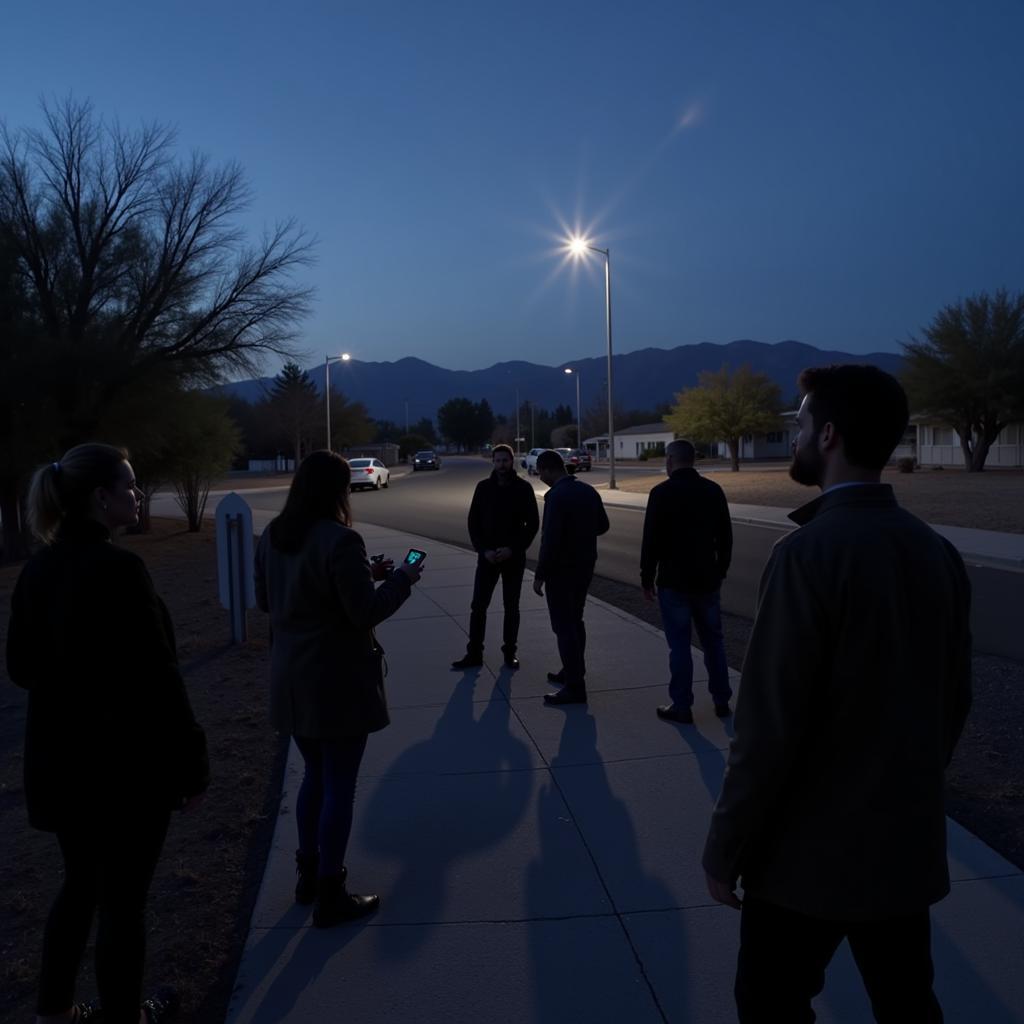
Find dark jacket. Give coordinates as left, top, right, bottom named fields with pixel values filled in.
left=6, top=520, right=210, bottom=831
left=703, top=485, right=972, bottom=921
left=640, top=467, right=732, bottom=593
left=254, top=519, right=411, bottom=738
left=535, top=475, right=610, bottom=581
left=467, top=470, right=540, bottom=555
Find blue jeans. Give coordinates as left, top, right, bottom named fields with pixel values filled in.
left=657, top=587, right=732, bottom=709
left=294, top=734, right=368, bottom=877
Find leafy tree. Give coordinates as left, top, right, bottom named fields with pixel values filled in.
left=328, top=391, right=374, bottom=451
left=0, top=97, right=312, bottom=557
left=902, top=289, right=1024, bottom=471
left=398, top=433, right=430, bottom=459
left=664, top=364, right=783, bottom=471
left=437, top=397, right=495, bottom=450
left=270, top=362, right=320, bottom=465
left=413, top=417, right=437, bottom=444
left=374, top=420, right=401, bottom=442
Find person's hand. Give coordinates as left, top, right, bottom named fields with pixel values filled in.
left=532, top=577, right=544, bottom=596
left=496, top=547, right=512, bottom=562
left=643, top=586, right=656, bottom=603
left=706, top=871, right=742, bottom=910
left=371, top=558, right=395, bottom=581
left=181, top=793, right=205, bottom=814
left=397, top=562, right=423, bottom=585
left=484, top=549, right=498, bottom=564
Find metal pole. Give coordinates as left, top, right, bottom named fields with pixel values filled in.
left=233, top=514, right=248, bottom=642
left=530, top=402, right=535, bottom=449
left=515, top=387, right=521, bottom=456
left=405, top=400, right=409, bottom=435
left=575, top=371, right=582, bottom=448
left=603, top=249, right=617, bottom=489
left=325, top=355, right=332, bottom=451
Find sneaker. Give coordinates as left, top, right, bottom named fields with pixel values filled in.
left=451, top=653, right=483, bottom=670
left=714, top=703, right=732, bottom=718
left=656, top=704, right=694, bottom=724
left=141, top=987, right=180, bottom=1024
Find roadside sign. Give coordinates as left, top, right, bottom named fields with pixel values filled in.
left=215, top=492, right=255, bottom=642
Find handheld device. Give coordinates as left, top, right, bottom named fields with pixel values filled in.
left=404, top=548, right=426, bottom=568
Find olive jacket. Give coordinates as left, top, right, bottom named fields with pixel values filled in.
left=702, top=484, right=972, bottom=921
left=254, top=519, right=411, bottom=738
left=6, top=520, right=210, bottom=831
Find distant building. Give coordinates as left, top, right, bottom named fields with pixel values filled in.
left=610, top=423, right=676, bottom=459
left=915, top=419, right=1023, bottom=468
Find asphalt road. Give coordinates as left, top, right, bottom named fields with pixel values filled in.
left=241, top=455, right=1024, bottom=661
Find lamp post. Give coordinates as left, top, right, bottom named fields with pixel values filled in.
left=567, top=237, right=616, bottom=488
left=564, top=367, right=582, bottom=449
left=324, top=352, right=351, bottom=451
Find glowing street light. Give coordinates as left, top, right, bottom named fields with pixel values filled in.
left=566, top=236, right=616, bottom=488
left=325, top=352, right=351, bottom=451
left=564, top=367, right=582, bottom=449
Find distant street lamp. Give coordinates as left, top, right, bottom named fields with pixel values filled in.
left=566, top=236, right=616, bottom=488
left=324, top=352, right=351, bottom=451
left=564, top=367, right=582, bottom=449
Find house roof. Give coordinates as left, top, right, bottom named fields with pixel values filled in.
left=615, top=423, right=674, bottom=436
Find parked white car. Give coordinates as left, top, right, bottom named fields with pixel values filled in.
left=521, top=448, right=548, bottom=475
left=349, top=458, right=390, bottom=491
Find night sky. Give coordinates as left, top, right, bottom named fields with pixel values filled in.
left=4, top=0, right=1022, bottom=373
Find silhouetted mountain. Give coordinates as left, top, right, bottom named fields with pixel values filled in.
left=216, top=341, right=903, bottom=425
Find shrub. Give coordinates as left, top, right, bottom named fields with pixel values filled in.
left=896, top=456, right=916, bottom=474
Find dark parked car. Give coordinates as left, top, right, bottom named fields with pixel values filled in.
left=566, top=449, right=592, bottom=471
left=413, top=450, right=442, bottom=471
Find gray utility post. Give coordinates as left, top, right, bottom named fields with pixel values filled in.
left=216, top=493, right=256, bottom=643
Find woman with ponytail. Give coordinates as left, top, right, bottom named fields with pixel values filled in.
left=6, top=443, right=209, bottom=1024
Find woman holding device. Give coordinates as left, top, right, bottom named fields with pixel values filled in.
left=254, top=450, right=423, bottom=927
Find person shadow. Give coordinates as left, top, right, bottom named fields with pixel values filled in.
left=524, top=711, right=693, bottom=1022
left=359, top=665, right=533, bottom=960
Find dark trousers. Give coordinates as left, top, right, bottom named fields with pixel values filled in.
left=736, top=896, right=943, bottom=1023
left=657, top=587, right=732, bottom=708
left=467, top=553, right=526, bottom=655
left=294, top=734, right=368, bottom=878
left=545, top=569, right=593, bottom=691
left=38, top=808, right=171, bottom=1021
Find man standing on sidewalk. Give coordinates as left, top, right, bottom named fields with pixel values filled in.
left=703, top=365, right=972, bottom=1022
left=641, top=438, right=733, bottom=724
left=451, top=444, right=540, bottom=671
left=532, top=449, right=610, bottom=705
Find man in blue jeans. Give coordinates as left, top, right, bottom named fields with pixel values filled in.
left=640, top=439, right=733, bottom=724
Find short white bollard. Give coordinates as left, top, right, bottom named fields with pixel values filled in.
left=215, top=493, right=255, bottom=643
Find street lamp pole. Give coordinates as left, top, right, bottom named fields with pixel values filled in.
left=515, top=387, right=521, bottom=456
left=324, top=352, right=351, bottom=452
left=564, top=367, right=582, bottom=449
left=566, top=238, right=616, bottom=488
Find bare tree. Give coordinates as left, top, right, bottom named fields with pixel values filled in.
left=0, top=97, right=314, bottom=556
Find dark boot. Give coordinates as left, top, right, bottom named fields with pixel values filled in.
left=295, top=850, right=320, bottom=905
left=451, top=651, right=483, bottom=670
left=313, top=873, right=380, bottom=928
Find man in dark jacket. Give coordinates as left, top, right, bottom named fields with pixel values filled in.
left=532, top=449, right=610, bottom=705
left=452, top=444, right=540, bottom=670
left=641, top=439, right=733, bottom=724
left=703, top=365, right=972, bottom=1022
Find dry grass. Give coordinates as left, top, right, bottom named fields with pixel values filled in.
left=616, top=465, right=1024, bottom=533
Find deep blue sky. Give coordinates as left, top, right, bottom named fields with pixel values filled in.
left=4, top=1, right=1022, bottom=375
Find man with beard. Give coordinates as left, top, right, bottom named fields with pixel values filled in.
left=451, top=445, right=540, bottom=670
left=640, top=438, right=734, bottom=724
left=703, top=365, right=971, bottom=1022
left=532, top=448, right=610, bottom=705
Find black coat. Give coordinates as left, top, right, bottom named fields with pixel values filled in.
left=6, top=520, right=209, bottom=831
left=254, top=520, right=412, bottom=738
left=467, top=471, right=540, bottom=555
left=535, top=476, right=610, bottom=581
left=640, top=467, right=732, bottom=593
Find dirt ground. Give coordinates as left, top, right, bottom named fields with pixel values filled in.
left=616, top=464, right=1024, bottom=533
left=0, top=520, right=283, bottom=1024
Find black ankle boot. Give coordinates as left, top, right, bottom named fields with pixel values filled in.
left=295, top=850, right=319, bottom=905
left=313, top=872, right=379, bottom=928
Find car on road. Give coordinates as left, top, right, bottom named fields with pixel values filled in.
left=348, top=458, right=390, bottom=490
left=412, top=450, right=442, bottom=471
left=554, top=448, right=582, bottom=474
left=522, top=448, right=547, bottom=475
left=566, top=448, right=592, bottom=471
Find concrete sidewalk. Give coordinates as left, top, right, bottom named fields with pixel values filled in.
left=225, top=518, right=1024, bottom=1024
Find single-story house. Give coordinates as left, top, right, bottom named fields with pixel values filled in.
left=609, top=423, right=676, bottom=459
left=915, top=420, right=1024, bottom=468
